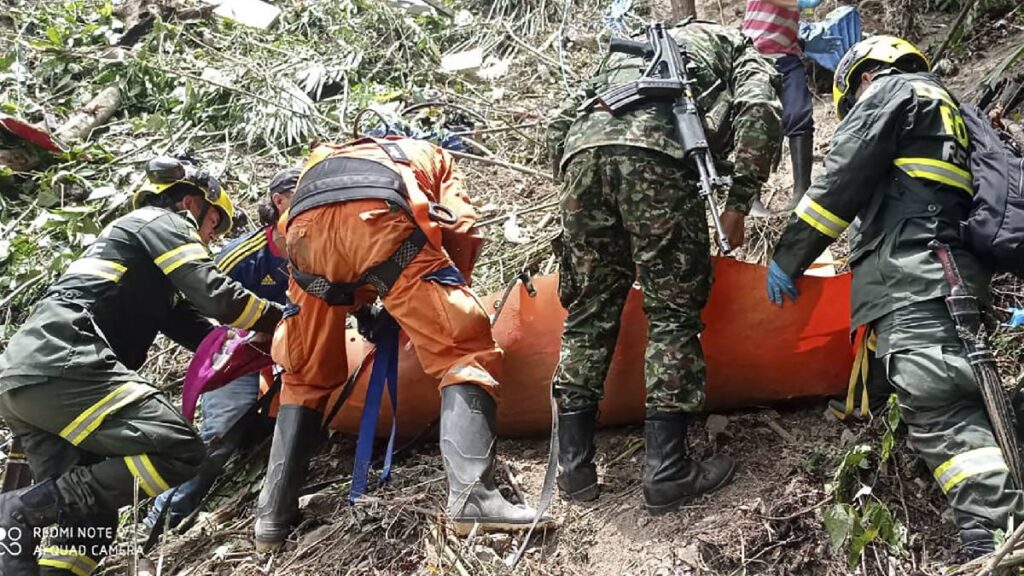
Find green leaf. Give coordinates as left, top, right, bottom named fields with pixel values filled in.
left=886, top=394, right=901, bottom=431
left=848, top=525, right=879, bottom=569
left=824, top=504, right=855, bottom=552
left=46, top=27, right=62, bottom=46
left=881, top=431, right=895, bottom=462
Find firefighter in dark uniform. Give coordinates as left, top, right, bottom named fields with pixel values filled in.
left=766, top=36, right=1024, bottom=558
left=0, top=157, right=283, bottom=575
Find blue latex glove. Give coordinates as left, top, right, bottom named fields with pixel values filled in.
left=1006, top=308, right=1024, bottom=328
left=797, top=0, right=822, bottom=8
left=804, top=34, right=843, bottom=54
left=767, top=260, right=800, bottom=306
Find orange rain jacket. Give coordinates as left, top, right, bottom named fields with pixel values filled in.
left=272, top=137, right=501, bottom=411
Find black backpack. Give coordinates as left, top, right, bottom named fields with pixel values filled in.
left=959, top=103, right=1024, bottom=274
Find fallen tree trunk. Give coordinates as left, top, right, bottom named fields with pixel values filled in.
left=0, top=86, right=122, bottom=172
left=54, top=86, right=122, bottom=143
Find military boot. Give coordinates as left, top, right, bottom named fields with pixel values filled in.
left=557, top=408, right=599, bottom=501
left=786, top=133, right=814, bottom=210
left=959, top=528, right=995, bottom=560
left=643, top=411, right=736, bottom=515
left=254, top=405, right=322, bottom=552
left=0, top=478, right=65, bottom=576
left=441, top=384, right=555, bottom=536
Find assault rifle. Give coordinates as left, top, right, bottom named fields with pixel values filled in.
left=599, top=21, right=733, bottom=254
left=930, top=240, right=1024, bottom=489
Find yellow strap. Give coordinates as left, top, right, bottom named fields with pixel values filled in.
left=125, top=454, right=170, bottom=497
left=894, top=157, right=973, bottom=196
left=933, top=447, right=1008, bottom=493
left=795, top=196, right=849, bottom=239
left=65, top=258, right=128, bottom=283
left=154, top=243, right=209, bottom=274
left=59, top=383, right=152, bottom=446
left=38, top=547, right=98, bottom=576
left=228, top=293, right=266, bottom=330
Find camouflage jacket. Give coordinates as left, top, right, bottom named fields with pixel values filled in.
left=0, top=207, right=283, bottom=392
left=772, top=71, right=988, bottom=333
left=546, top=21, right=782, bottom=213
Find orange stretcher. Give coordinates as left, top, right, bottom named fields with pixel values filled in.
left=264, top=257, right=854, bottom=438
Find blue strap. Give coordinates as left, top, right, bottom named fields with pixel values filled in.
left=348, top=314, right=400, bottom=503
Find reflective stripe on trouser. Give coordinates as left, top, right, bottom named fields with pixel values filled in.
left=273, top=200, right=502, bottom=411
left=552, top=146, right=711, bottom=413
left=0, top=379, right=205, bottom=515
left=877, top=300, right=1024, bottom=532
left=59, top=382, right=154, bottom=446
left=38, top=547, right=98, bottom=576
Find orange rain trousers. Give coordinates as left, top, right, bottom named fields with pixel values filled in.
left=271, top=200, right=503, bottom=411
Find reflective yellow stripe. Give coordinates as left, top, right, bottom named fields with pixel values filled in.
left=154, top=243, right=209, bottom=275
left=125, top=454, right=169, bottom=497
left=910, top=81, right=957, bottom=108
left=38, top=547, right=98, bottom=576
left=795, top=196, right=849, bottom=239
left=229, top=294, right=266, bottom=330
left=217, top=234, right=267, bottom=274
left=894, top=157, right=974, bottom=195
left=65, top=258, right=127, bottom=283
left=59, top=382, right=153, bottom=446
left=933, top=447, right=1008, bottom=493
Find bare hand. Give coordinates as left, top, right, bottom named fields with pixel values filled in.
left=719, top=210, right=746, bottom=251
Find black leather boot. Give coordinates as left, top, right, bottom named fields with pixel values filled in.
left=254, top=405, right=322, bottom=551
left=0, top=478, right=65, bottom=576
left=787, top=133, right=813, bottom=210
left=441, top=384, right=555, bottom=536
left=643, top=411, right=736, bottom=515
left=557, top=408, right=599, bottom=501
left=959, top=528, right=995, bottom=560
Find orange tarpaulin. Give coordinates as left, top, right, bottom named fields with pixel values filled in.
left=273, top=257, right=854, bottom=438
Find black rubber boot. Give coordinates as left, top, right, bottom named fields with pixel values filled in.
left=0, top=478, right=65, bottom=576
left=959, top=528, right=995, bottom=561
left=254, top=405, right=322, bottom=552
left=441, top=384, right=555, bottom=536
left=643, top=411, right=736, bottom=516
left=557, top=408, right=599, bottom=502
left=786, top=133, right=814, bottom=210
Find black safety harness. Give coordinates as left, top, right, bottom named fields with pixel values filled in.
left=289, top=139, right=453, bottom=305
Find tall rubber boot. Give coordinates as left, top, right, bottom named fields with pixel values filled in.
left=557, top=408, right=599, bottom=501
left=643, top=411, right=736, bottom=516
left=786, top=133, right=814, bottom=211
left=254, top=405, right=322, bottom=552
left=441, top=384, right=555, bottom=536
left=960, top=528, right=995, bottom=560
left=0, top=478, right=65, bottom=576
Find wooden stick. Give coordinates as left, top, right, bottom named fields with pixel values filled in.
left=448, top=149, right=554, bottom=181
left=930, top=0, right=972, bottom=64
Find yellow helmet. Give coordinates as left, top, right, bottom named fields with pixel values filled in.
left=833, top=35, right=929, bottom=121
left=133, top=156, right=235, bottom=235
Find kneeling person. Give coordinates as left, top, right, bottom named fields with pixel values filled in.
left=0, top=157, right=282, bottom=575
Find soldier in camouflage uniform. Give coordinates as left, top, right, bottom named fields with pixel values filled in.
left=0, top=157, right=282, bottom=576
left=768, top=36, right=1024, bottom=559
left=547, top=20, right=782, bottom=514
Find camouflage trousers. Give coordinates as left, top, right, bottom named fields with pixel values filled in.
left=553, top=145, right=711, bottom=414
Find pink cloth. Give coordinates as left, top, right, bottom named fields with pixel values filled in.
left=182, top=326, right=273, bottom=421
left=742, top=0, right=801, bottom=56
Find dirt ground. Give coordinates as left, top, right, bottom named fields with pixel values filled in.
left=24, top=1, right=1024, bottom=575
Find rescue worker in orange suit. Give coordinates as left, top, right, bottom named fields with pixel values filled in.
left=254, top=136, right=553, bottom=550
